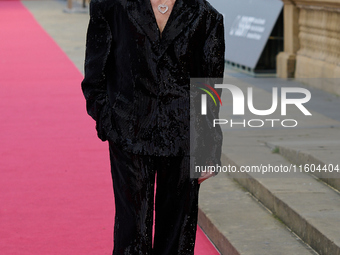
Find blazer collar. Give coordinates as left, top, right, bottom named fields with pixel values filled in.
left=127, top=0, right=199, bottom=57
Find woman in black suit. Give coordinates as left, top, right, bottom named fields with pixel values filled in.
left=81, top=0, right=225, bottom=254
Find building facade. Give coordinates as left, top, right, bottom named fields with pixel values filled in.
left=277, top=0, right=340, bottom=94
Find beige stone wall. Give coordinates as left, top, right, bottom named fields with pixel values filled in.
left=277, top=0, right=340, bottom=94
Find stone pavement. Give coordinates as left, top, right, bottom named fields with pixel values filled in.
left=23, top=1, right=340, bottom=254
left=22, top=0, right=89, bottom=73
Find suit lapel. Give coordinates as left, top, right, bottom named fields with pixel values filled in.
left=159, top=0, right=198, bottom=57
left=126, top=0, right=160, bottom=48
left=126, top=0, right=199, bottom=57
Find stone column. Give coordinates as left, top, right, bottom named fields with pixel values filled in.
left=277, top=0, right=300, bottom=78
left=67, top=0, right=72, bottom=10
left=294, top=0, right=340, bottom=94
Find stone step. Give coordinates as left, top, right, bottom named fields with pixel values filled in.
left=222, top=142, right=340, bottom=255
left=198, top=155, right=318, bottom=255
left=266, top=140, right=340, bottom=192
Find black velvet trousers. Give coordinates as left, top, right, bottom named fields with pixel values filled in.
left=109, top=142, right=200, bottom=255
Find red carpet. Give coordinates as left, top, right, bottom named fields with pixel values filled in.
left=0, top=1, right=219, bottom=254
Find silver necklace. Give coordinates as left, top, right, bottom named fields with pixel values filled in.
left=158, top=0, right=169, bottom=14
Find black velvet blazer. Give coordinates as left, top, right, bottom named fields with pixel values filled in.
left=81, top=0, right=225, bottom=158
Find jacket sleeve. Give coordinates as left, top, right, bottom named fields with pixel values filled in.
left=203, top=13, right=225, bottom=78
left=81, top=0, right=114, bottom=142
left=203, top=13, right=225, bottom=174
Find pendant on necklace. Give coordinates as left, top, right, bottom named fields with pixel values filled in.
left=158, top=4, right=169, bottom=14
